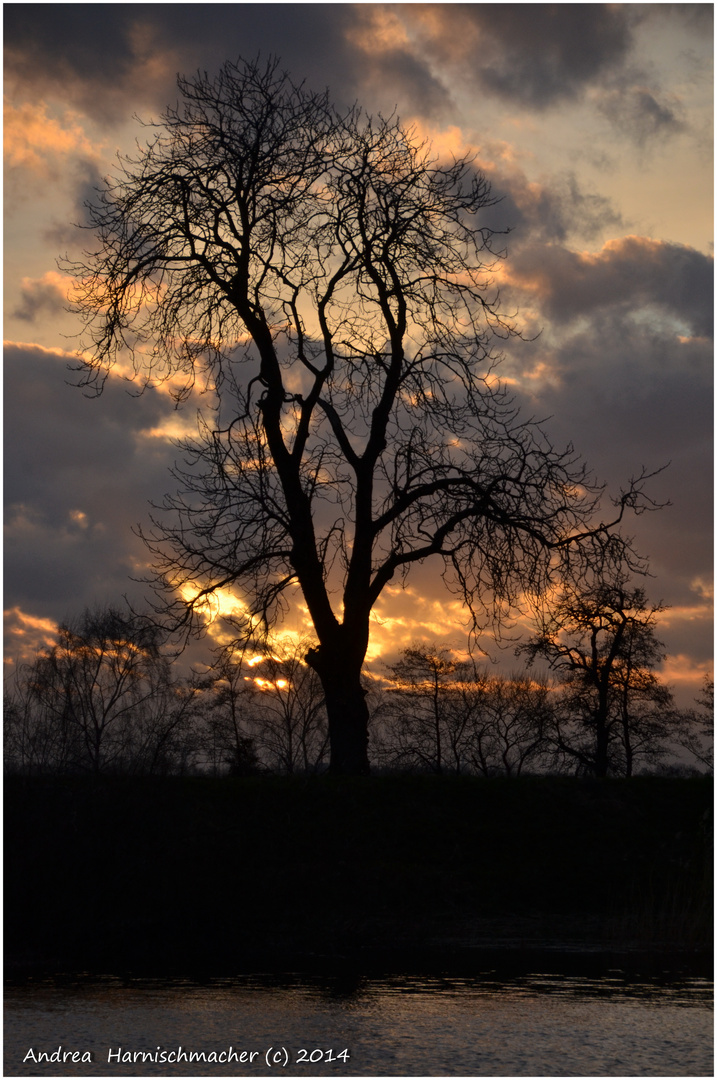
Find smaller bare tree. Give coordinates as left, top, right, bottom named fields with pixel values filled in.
left=200, top=655, right=259, bottom=775
left=477, top=674, right=554, bottom=777
left=522, top=567, right=680, bottom=777
left=204, top=641, right=328, bottom=774
left=381, top=646, right=472, bottom=774
left=678, top=675, right=714, bottom=772
left=247, top=644, right=329, bottom=774
left=377, top=647, right=555, bottom=776
left=5, top=607, right=197, bottom=775
left=4, top=674, right=78, bottom=774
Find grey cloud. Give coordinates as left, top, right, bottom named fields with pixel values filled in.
left=642, top=4, right=714, bottom=32
left=509, top=318, right=712, bottom=596
left=370, top=3, right=636, bottom=116
left=597, top=84, right=686, bottom=145
left=508, top=237, right=713, bottom=337
left=1, top=4, right=641, bottom=129
left=457, top=4, right=633, bottom=109
left=3, top=5, right=374, bottom=123
left=4, top=5, right=155, bottom=123
left=481, top=164, right=624, bottom=246
left=4, top=3, right=701, bottom=159
left=406, top=5, right=698, bottom=148
left=342, top=45, right=450, bottom=121
left=43, top=159, right=108, bottom=250
left=4, top=343, right=182, bottom=620
left=12, top=276, right=67, bottom=323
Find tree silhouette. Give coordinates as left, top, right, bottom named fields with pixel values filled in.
left=5, top=607, right=196, bottom=775
left=678, top=675, right=714, bottom=772
left=206, top=642, right=329, bottom=774
left=67, top=57, right=658, bottom=774
left=247, top=645, right=329, bottom=774
left=522, top=570, right=678, bottom=776
left=378, top=647, right=553, bottom=776
left=198, top=653, right=260, bottom=776
left=383, top=646, right=467, bottom=774
left=472, top=674, right=554, bottom=777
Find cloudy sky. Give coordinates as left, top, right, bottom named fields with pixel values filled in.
left=4, top=4, right=713, bottom=703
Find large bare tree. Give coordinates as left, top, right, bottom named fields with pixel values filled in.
left=67, top=58, right=656, bottom=774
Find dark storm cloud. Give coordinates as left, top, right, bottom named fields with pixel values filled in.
left=4, top=3, right=678, bottom=133
left=510, top=318, right=712, bottom=598
left=508, top=237, right=714, bottom=338
left=4, top=4, right=155, bottom=122
left=410, top=3, right=634, bottom=109
left=4, top=343, right=182, bottom=620
left=3, top=4, right=370, bottom=122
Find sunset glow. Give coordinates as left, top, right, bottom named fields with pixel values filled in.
left=179, top=584, right=248, bottom=625
left=4, top=5, right=712, bottom=708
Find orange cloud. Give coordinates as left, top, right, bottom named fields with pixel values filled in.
left=367, top=585, right=474, bottom=663
left=4, top=607, right=58, bottom=666
left=661, top=653, right=713, bottom=687
left=399, top=4, right=485, bottom=66
left=409, top=121, right=473, bottom=164
left=4, top=339, right=77, bottom=360
left=689, top=577, right=714, bottom=602
left=68, top=509, right=89, bottom=529
left=657, top=601, right=713, bottom=633
left=2, top=337, right=212, bottom=410
left=138, top=414, right=200, bottom=442
left=4, top=100, right=100, bottom=175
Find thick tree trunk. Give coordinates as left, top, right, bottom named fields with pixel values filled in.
left=324, top=678, right=371, bottom=775
left=594, top=707, right=610, bottom=778
left=306, top=644, right=370, bottom=775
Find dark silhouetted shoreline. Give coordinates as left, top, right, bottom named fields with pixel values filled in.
left=5, top=775, right=712, bottom=977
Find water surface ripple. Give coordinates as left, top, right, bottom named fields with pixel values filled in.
left=5, top=969, right=713, bottom=1077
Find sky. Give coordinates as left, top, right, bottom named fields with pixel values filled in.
left=4, top=3, right=713, bottom=705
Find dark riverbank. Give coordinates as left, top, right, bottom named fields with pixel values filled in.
left=5, top=775, right=712, bottom=976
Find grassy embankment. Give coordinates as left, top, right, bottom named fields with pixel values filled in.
left=5, top=774, right=712, bottom=974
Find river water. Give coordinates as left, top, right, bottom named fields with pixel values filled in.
left=5, top=965, right=713, bottom=1077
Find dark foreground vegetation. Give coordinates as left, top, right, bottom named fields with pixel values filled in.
left=6, top=774, right=711, bottom=976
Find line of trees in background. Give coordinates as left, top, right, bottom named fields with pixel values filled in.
left=5, top=594, right=712, bottom=779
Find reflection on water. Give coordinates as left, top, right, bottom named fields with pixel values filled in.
left=5, top=968, right=713, bottom=1077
